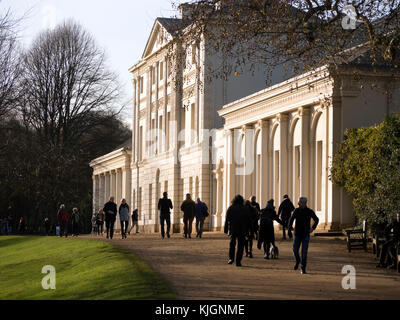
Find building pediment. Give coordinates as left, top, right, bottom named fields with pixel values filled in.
left=142, top=18, right=181, bottom=59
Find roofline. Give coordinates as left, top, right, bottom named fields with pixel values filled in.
left=89, top=147, right=131, bottom=168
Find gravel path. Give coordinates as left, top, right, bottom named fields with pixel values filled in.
left=85, top=232, right=400, bottom=300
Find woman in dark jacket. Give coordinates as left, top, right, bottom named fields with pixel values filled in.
left=257, top=199, right=283, bottom=259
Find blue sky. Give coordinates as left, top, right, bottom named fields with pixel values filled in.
left=1, top=0, right=182, bottom=122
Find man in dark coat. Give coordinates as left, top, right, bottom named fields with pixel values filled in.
left=195, top=198, right=208, bottom=238
left=257, top=199, right=283, bottom=259
left=288, top=197, right=319, bottom=274
left=244, top=200, right=258, bottom=258
left=250, top=196, right=261, bottom=239
left=278, top=195, right=295, bottom=239
left=181, top=194, right=196, bottom=238
left=103, top=196, right=117, bottom=239
left=376, top=213, right=400, bottom=269
left=158, top=192, right=173, bottom=238
left=224, top=195, right=250, bottom=267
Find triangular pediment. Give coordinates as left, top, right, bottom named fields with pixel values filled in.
left=142, top=19, right=179, bottom=59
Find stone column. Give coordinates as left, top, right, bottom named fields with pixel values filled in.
left=279, top=114, right=289, bottom=202
left=299, top=107, right=310, bottom=199
left=132, top=78, right=137, bottom=163
left=111, top=170, right=116, bottom=199
left=225, top=129, right=236, bottom=212
left=99, top=174, right=104, bottom=209
left=92, top=175, right=99, bottom=213
left=116, top=169, right=122, bottom=203
left=146, top=67, right=152, bottom=158
left=163, top=56, right=168, bottom=153
left=104, top=172, right=110, bottom=204
left=243, top=125, right=253, bottom=200
left=259, top=120, right=270, bottom=207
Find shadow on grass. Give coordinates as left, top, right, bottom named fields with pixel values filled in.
left=0, top=236, right=38, bottom=248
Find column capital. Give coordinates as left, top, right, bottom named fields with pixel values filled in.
left=255, top=119, right=269, bottom=131
left=297, top=107, right=310, bottom=117
left=276, top=113, right=289, bottom=123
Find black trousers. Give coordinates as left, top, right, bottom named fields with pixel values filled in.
left=196, top=218, right=205, bottom=236
left=379, top=238, right=397, bottom=265
left=97, top=222, right=103, bottom=235
left=183, top=216, right=194, bottom=236
left=245, top=232, right=255, bottom=254
left=120, top=221, right=129, bottom=236
left=106, top=220, right=115, bottom=239
left=281, top=218, right=292, bottom=239
left=60, top=221, right=68, bottom=237
left=229, top=235, right=246, bottom=265
left=72, top=221, right=79, bottom=235
left=160, top=213, right=171, bottom=238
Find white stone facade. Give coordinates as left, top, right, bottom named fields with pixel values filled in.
left=90, top=12, right=400, bottom=233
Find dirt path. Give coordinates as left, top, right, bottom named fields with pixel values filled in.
left=85, top=232, right=400, bottom=300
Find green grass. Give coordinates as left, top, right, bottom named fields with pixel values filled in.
left=0, top=236, right=177, bottom=300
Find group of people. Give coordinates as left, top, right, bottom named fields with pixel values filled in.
left=376, top=213, right=400, bottom=269
left=56, top=205, right=80, bottom=237
left=93, top=197, right=139, bottom=240
left=157, top=192, right=209, bottom=239
left=0, top=215, right=13, bottom=235
left=224, top=194, right=319, bottom=274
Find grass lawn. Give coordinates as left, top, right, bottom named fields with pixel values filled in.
left=0, top=236, right=177, bottom=300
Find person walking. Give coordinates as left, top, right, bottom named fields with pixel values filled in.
left=57, top=205, right=69, bottom=237
left=71, top=208, right=80, bottom=237
left=18, top=216, right=26, bottom=234
left=278, top=195, right=295, bottom=240
left=257, top=199, right=283, bottom=259
left=195, top=198, right=208, bottom=238
left=44, top=217, right=50, bottom=236
left=288, top=197, right=319, bottom=274
left=376, top=213, right=400, bottom=269
left=244, top=200, right=258, bottom=258
left=224, top=195, right=250, bottom=267
left=1, top=215, right=8, bottom=235
left=119, top=199, right=130, bottom=239
left=158, top=192, right=173, bottom=239
left=96, top=209, right=105, bottom=235
left=249, top=196, right=261, bottom=240
left=103, top=196, right=117, bottom=239
left=181, top=193, right=196, bottom=239
left=129, top=209, right=139, bottom=235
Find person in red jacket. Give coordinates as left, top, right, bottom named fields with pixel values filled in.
left=57, top=204, right=69, bottom=238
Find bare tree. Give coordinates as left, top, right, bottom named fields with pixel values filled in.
left=169, top=0, right=400, bottom=81
left=0, top=2, right=21, bottom=119
left=19, top=20, right=123, bottom=149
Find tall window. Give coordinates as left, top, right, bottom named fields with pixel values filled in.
left=159, top=61, right=164, bottom=81
left=140, top=76, right=144, bottom=94
left=167, top=111, right=171, bottom=151
left=152, top=67, right=156, bottom=85
left=139, top=126, right=143, bottom=161
left=191, top=103, right=196, bottom=144
left=138, top=187, right=142, bottom=220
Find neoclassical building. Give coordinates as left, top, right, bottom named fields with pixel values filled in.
left=90, top=7, right=400, bottom=233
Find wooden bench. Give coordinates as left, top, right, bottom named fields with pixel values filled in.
left=345, top=220, right=367, bottom=252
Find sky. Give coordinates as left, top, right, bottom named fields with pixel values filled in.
left=1, top=0, right=182, bottom=123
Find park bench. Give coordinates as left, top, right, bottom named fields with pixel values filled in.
left=345, top=220, right=367, bottom=252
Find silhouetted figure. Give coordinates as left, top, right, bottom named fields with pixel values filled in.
left=278, top=195, right=295, bottom=239
left=44, top=218, right=50, bottom=235
left=119, top=199, right=130, bottom=239
left=224, top=195, right=250, bottom=267
left=195, top=198, right=208, bottom=238
left=257, top=199, right=283, bottom=259
left=158, top=192, right=173, bottom=239
left=71, top=208, right=80, bottom=237
left=57, top=204, right=69, bottom=237
left=181, top=193, right=196, bottom=239
left=249, top=196, right=261, bottom=239
left=377, top=213, right=400, bottom=269
left=96, top=210, right=105, bottom=235
left=244, top=200, right=258, bottom=258
left=129, top=209, right=139, bottom=234
left=103, top=196, right=117, bottom=239
left=288, top=197, right=319, bottom=274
